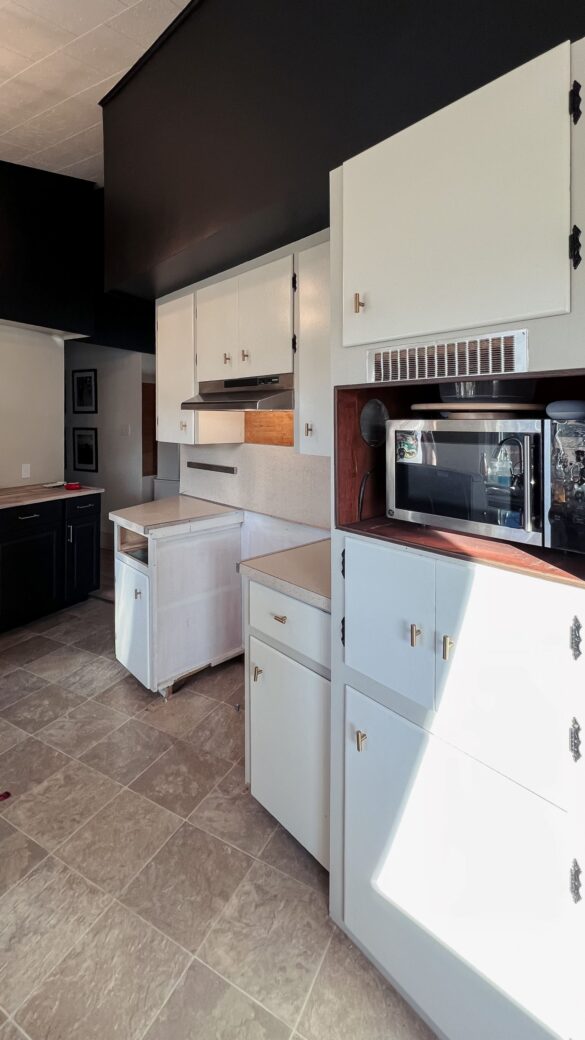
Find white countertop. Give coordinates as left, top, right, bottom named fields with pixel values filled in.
left=239, top=539, right=331, bottom=612
left=109, top=494, right=242, bottom=534
left=0, top=484, right=104, bottom=510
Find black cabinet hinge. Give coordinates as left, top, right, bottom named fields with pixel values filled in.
left=292, top=334, right=297, bottom=353
left=570, top=80, right=582, bottom=124
left=570, top=226, right=582, bottom=270
left=292, top=272, right=297, bottom=291
left=341, top=616, right=345, bottom=646
left=341, top=549, right=345, bottom=577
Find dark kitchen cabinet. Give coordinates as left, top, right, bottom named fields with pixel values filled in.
left=65, top=495, right=101, bottom=606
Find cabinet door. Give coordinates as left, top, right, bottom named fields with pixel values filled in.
left=434, top=560, right=584, bottom=809
left=65, top=516, right=100, bottom=604
left=196, top=277, right=238, bottom=382
left=345, top=685, right=576, bottom=1040
left=250, top=637, right=330, bottom=867
left=296, top=241, right=331, bottom=457
left=115, top=560, right=150, bottom=689
left=156, top=294, right=196, bottom=444
left=237, top=255, right=293, bottom=377
left=342, top=43, right=570, bottom=347
left=0, top=525, right=64, bottom=629
left=345, top=538, right=435, bottom=709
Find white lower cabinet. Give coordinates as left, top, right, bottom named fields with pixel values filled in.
left=115, top=558, right=150, bottom=688
left=345, top=684, right=575, bottom=1040
left=249, top=636, right=330, bottom=868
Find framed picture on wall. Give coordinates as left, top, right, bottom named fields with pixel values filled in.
left=72, top=369, right=98, bottom=413
left=73, top=428, right=98, bottom=472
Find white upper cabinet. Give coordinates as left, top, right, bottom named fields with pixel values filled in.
left=296, top=241, right=331, bottom=457
left=196, top=255, right=294, bottom=382
left=156, top=293, right=196, bottom=444
left=342, top=42, right=571, bottom=347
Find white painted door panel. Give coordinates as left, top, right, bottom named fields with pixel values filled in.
left=296, top=241, right=331, bottom=456
left=156, top=294, right=196, bottom=443
left=345, top=686, right=575, bottom=1040
left=345, top=538, right=435, bottom=709
left=237, top=255, right=293, bottom=377
left=433, top=560, right=584, bottom=808
left=196, top=277, right=238, bottom=382
left=250, top=637, right=330, bottom=866
left=115, top=559, right=150, bottom=688
left=342, top=43, right=571, bottom=346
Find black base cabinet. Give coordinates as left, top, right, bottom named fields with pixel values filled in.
left=0, top=495, right=101, bottom=633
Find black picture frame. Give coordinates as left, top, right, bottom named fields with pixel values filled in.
left=72, top=368, right=98, bottom=414
left=72, top=427, right=98, bottom=472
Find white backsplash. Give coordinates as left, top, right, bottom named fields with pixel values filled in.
left=180, top=443, right=330, bottom=529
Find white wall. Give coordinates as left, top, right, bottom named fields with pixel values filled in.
left=65, top=342, right=153, bottom=547
left=0, top=324, right=64, bottom=488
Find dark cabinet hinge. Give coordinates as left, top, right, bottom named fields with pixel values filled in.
left=292, top=334, right=297, bottom=353
left=569, top=226, right=582, bottom=270
left=570, top=80, right=582, bottom=124
left=341, top=549, right=345, bottom=578
left=570, top=717, right=582, bottom=762
left=570, top=858, right=582, bottom=903
left=292, top=272, right=297, bottom=291
left=341, top=616, right=345, bottom=646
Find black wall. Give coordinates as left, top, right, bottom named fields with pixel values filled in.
left=102, top=0, right=585, bottom=300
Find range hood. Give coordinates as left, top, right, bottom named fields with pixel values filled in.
left=182, top=373, right=293, bottom=411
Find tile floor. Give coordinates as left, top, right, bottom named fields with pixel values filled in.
left=0, top=599, right=437, bottom=1040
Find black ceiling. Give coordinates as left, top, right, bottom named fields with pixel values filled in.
left=102, top=0, right=585, bottom=299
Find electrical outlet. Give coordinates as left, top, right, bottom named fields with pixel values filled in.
left=21, top=463, right=30, bottom=479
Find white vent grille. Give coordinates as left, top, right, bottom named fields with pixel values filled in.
left=366, top=330, right=528, bottom=384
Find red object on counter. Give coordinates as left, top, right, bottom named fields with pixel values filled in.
left=0, top=792, right=11, bottom=801
left=64, top=482, right=82, bottom=490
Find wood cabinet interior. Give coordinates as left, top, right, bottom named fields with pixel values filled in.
left=244, top=410, right=294, bottom=446
left=117, top=527, right=149, bottom=564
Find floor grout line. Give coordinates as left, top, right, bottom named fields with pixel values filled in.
left=192, top=955, right=295, bottom=1031
left=290, top=930, right=334, bottom=1039
left=133, top=954, right=195, bottom=1040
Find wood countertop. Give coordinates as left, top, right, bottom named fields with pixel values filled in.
left=109, top=495, right=243, bottom=534
left=0, top=484, right=104, bottom=509
left=239, top=539, right=331, bottom=612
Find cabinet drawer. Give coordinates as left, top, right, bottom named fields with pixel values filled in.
left=65, top=494, right=101, bottom=519
left=249, top=581, right=330, bottom=669
left=0, top=499, right=63, bottom=534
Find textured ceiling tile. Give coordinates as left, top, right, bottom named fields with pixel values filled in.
left=0, top=44, right=31, bottom=84
left=19, top=51, right=107, bottom=104
left=0, top=74, right=62, bottom=129
left=0, top=2, right=74, bottom=60
left=26, top=120, right=102, bottom=168
left=60, top=150, right=103, bottom=183
left=0, top=120, right=53, bottom=151
left=24, top=93, right=100, bottom=141
left=63, top=23, right=144, bottom=75
left=108, top=0, right=179, bottom=46
left=0, top=136, right=31, bottom=160
left=16, top=0, right=127, bottom=35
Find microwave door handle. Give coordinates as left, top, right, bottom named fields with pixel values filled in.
left=523, top=434, right=533, bottom=534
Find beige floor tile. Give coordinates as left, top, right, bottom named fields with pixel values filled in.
left=182, top=657, right=245, bottom=707
left=0, top=670, right=49, bottom=713
left=95, top=674, right=153, bottom=716
left=144, top=959, right=289, bottom=1040
left=72, top=626, right=116, bottom=659
left=0, top=685, right=86, bottom=734
left=0, top=718, right=26, bottom=756
left=190, top=764, right=277, bottom=856
left=0, top=637, right=61, bottom=677
left=16, top=901, right=189, bottom=1040
left=137, top=689, right=216, bottom=738
left=81, top=719, right=174, bottom=785
left=122, top=823, right=251, bottom=952
left=299, top=929, right=437, bottom=1040
left=0, top=628, right=30, bottom=653
left=0, top=818, right=47, bottom=897
left=261, top=826, right=329, bottom=902
left=24, top=646, right=96, bottom=684
left=56, top=788, right=181, bottom=895
left=188, top=702, right=245, bottom=762
left=70, top=598, right=113, bottom=622
left=0, top=857, right=111, bottom=1014
left=0, top=738, right=69, bottom=803
left=130, top=742, right=232, bottom=817
left=37, top=699, right=125, bottom=757
left=62, top=656, right=127, bottom=698
left=3, top=759, right=121, bottom=851
left=0, top=1020, right=27, bottom=1039
left=200, top=860, right=332, bottom=1026
left=39, top=615, right=99, bottom=646
left=26, top=609, right=81, bottom=634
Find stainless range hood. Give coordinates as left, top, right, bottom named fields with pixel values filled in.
left=181, top=373, right=293, bottom=411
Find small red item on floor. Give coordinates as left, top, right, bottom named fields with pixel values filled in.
left=65, top=482, right=82, bottom=490
left=0, top=791, right=11, bottom=801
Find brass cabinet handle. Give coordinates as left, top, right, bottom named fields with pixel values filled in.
left=410, top=623, right=422, bottom=647
left=442, top=635, right=455, bottom=661
left=353, top=292, right=365, bottom=313
left=273, top=614, right=288, bottom=624
left=241, top=350, right=249, bottom=362
left=356, top=730, right=367, bottom=752
left=253, top=665, right=263, bottom=682
left=223, top=352, right=231, bottom=364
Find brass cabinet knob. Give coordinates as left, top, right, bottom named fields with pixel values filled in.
left=442, top=635, right=455, bottom=661
left=356, top=730, right=367, bottom=752
left=353, top=292, right=366, bottom=313
left=410, top=623, right=422, bottom=647
left=273, top=614, right=288, bottom=624
left=253, top=665, right=263, bottom=682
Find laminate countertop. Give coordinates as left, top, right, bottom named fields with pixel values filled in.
left=0, top=484, right=104, bottom=509
left=109, top=495, right=242, bottom=535
left=239, top=539, right=331, bottom=612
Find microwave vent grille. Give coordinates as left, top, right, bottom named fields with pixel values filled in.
left=367, top=330, right=528, bottom=384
